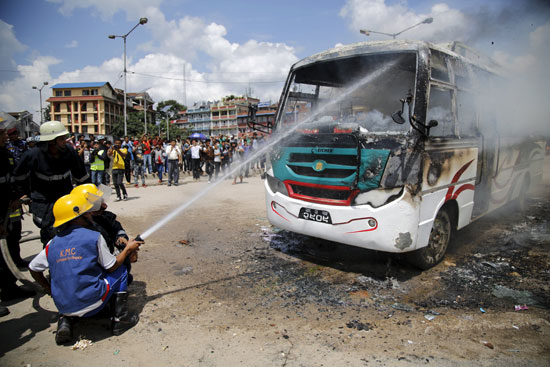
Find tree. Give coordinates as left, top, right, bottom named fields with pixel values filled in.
left=43, top=105, right=50, bottom=122
left=155, top=100, right=190, bottom=140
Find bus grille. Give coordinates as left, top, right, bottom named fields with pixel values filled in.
left=288, top=153, right=357, bottom=178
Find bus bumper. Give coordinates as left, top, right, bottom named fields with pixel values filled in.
left=265, top=182, right=422, bottom=253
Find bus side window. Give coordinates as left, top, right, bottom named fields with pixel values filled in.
left=456, top=90, right=477, bottom=137
left=427, top=85, right=455, bottom=137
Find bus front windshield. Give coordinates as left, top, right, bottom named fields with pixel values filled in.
left=280, top=52, right=417, bottom=134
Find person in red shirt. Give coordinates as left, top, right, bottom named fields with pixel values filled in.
left=141, top=135, right=152, bottom=175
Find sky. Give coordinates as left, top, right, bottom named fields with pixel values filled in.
left=0, top=0, right=548, bottom=120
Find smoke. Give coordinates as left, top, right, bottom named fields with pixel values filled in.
left=340, top=0, right=550, bottom=138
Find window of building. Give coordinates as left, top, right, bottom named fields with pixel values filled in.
left=82, top=90, right=90, bottom=96
left=81, top=114, right=87, bottom=123
left=67, top=115, right=71, bottom=123
left=81, top=103, right=87, bottom=111
left=427, top=85, right=455, bottom=137
left=93, top=103, right=97, bottom=112
left=54, top=103, right=60, bottom=112
left=94, top=113, right=98, bottom=122
left=82, top=125, right=88, bottom=133
left=55, top=91, right=62, bottom=97
left=74, top=102, right=78, bottom=111
left=64, top=90, right=71, bottom=97
left=91, top=89, right=98, bottom=96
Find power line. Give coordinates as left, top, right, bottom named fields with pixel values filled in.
left=129, top=70, right=284, bottom=84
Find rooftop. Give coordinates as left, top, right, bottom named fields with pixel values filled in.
left=51, top=82, right=109, bottom=89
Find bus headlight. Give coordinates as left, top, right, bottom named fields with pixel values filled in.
left=352, top=187, right=404, bottom=207
left=266, top=174, right=289, bottom=196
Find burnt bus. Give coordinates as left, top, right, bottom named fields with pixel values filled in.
left=263, top=40, right=544, bottom=269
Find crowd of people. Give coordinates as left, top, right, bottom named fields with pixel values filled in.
left=0, top=120, right=270, bottom=345
left=71, top=131, right=269, bottom=192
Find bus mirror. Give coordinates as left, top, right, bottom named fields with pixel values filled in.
left=392, top=110, right=406, bottom=124
left=428, top=120, right=438, bottom=128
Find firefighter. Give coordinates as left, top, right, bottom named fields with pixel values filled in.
left=70, top=184, right=137, bottom=283
left=28, top=192, right=142, bottom=344
left=13, top=121, right=90, bottom=245
left=0, top=126, right=35, bottom=316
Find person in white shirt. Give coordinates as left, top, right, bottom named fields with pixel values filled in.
left=213, top=141, right=222, bottom=180
left=190, top=139, right=202, bottom=181
left=164, top=139, right=182, bottom=186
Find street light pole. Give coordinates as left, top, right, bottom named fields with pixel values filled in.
left=360, top=17, right=433, bottom=39
left=109, top=17, right=148, bottom=137
left=32, top=81, right=49, bottom=124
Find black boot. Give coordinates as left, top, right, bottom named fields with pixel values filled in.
left=55, top=316, right=73, bottom=345
left=111, top=292, right=139, bottom=336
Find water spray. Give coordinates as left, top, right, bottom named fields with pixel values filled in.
left=138, top=61, right=397, bottom=240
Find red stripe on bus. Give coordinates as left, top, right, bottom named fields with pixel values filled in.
left=451, top=184, right=475, bottom=200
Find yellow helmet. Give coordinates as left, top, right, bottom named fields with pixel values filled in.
left=53, top=193, right=93, bottom=228
left=70, top=183, right=111, bottom=211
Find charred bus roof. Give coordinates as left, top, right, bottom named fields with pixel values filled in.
left=291, top=40, right=501, bottom=75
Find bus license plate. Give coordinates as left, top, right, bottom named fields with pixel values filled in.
left=299, top=208, right=332, bottom=224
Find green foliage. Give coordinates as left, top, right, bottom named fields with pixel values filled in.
left=111, top=100, right=190, bottom=140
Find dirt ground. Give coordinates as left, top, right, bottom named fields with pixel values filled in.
left=1, top=160, right=549, bottom=367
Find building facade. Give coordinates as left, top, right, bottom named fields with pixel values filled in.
left=47, top=82, right=123, bottom=135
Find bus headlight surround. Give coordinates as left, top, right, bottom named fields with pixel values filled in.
left=267, top=174, right=289, bottom=196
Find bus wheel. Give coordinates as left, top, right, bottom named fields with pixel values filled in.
left=408, top=209, right=451, bottom=270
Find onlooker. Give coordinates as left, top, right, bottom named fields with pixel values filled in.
left=190, top=139, right=201, bottom=181
left=165, top=139, right=182, bottom=186
left=183, top=138, right=191, bottom=175
left=213, top=141, right=222, bottom=181
left=202, top=139, right=214, bottom=183
left=102, top=140, right=112, bottom=186
left=133, top=141, right=146, bottom=188
left=232, top=141, right=245, bottom=184
left=153, top=144, right=165, bottom=183
left=121, top=136, right=133, bottom=184
left=78, top=140, right=91, bottom=175
left=108, top=139, right=128, bottom=201
left=90, top=141, right=106, bottom=186
left=141, top=135, right=152, bottom=175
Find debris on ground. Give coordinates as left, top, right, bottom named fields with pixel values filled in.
left=492, top=285, right=538, bottom=305
left=173, top=266, right=193, bottom=276
left=346, top=320, right=374, bottom=331
left=71, top=338, right=93, bottom=350
left=178, top=239, right=190, bottom=245
left=514, top=305, right=529, bottom=311
left=481, top=341, right=494, bottom=349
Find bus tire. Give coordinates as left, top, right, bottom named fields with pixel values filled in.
left=408, top=208, right=451, bottom=270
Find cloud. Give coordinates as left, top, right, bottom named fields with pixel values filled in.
left=0, top=56, right=60, bottom=116
left=340, top=0, right=471, bottom=43
left=0, top=19, right=27, bottom=73
left=46, top=0, right=163, bottom=20
left=65, top=40, right=78, bottom=48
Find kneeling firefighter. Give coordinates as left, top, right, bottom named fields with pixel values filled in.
left=28, top=191, right=143, bottom=345
left=71, top=184, right=137, bottom=283
left=13, top=121, right=90, bottom=246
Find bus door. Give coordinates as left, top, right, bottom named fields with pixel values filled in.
left=472, top=120, right=499, bottom=218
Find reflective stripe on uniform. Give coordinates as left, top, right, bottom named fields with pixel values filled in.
left=90, top=150, right=105, bottom=170
left=74, top=172, right=90, bottom=183
left=0, top=174, right=9, bottom=183
left=34, top=170, right=71, bottom=182
left=12, top=171, right=30, bottom=181
left=9, top=209, right=22, bottom=218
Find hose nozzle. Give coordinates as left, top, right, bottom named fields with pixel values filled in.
left=134, top=234, right=144, bottom=242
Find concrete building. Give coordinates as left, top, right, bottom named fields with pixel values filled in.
left=127, top=92, right=155, bottom=125
left=47, top=82, right=123, bottom=135
left=6, top=111, right=39, bottom=138
left=182, top=96, right=261, bottom=137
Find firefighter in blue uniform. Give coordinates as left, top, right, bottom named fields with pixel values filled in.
left=28, top=192, right=142, bottom=344
left=13, top=121, right=90, bottom=246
